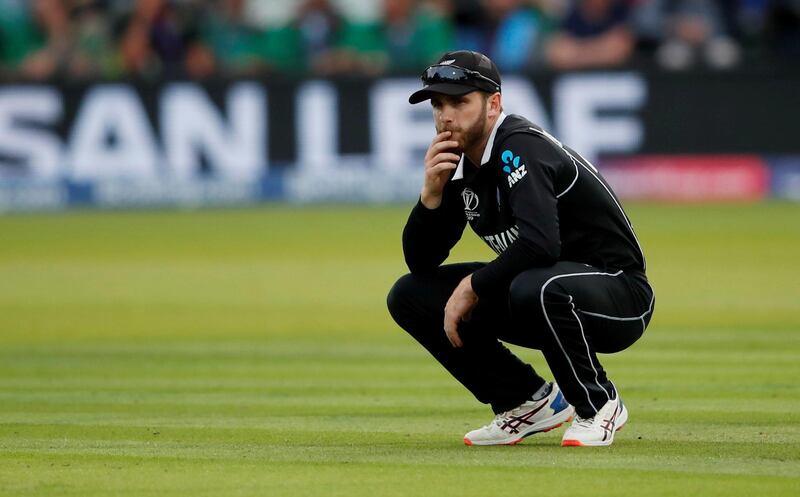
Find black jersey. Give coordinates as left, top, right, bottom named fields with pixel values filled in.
left=402, top=113, right=647, bottom=297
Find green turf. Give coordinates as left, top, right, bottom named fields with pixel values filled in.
left=0, top=203, right=798, bottom=496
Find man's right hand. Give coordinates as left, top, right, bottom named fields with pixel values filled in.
left=421, top=131, right=461, bottom=209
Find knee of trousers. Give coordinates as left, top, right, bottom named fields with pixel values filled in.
left=386, top=272, right=424, bottom=330
left=508, top=273, right=567, bottom=340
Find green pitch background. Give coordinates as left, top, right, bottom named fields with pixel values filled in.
left=0, top=203, right=798, bottom=496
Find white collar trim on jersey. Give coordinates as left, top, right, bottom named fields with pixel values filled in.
left=452, top=112, right=507, bottom=180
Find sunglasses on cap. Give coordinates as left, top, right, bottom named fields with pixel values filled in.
left=421, top=64, right=501, bottom=93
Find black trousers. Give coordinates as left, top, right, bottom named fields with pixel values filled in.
left=387, top=262, right=655, bottom=418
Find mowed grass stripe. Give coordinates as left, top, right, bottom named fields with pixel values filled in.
left=1, top=455, right=795, bottom=497
left=2, top=427, right=798, bottom=478
left=2, top=447, right=798, bottom=482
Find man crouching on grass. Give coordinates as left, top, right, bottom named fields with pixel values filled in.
left=387, top=50, right=655, bottom=447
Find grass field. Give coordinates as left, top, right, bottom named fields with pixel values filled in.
left=0, top=203, right=798, bottom=496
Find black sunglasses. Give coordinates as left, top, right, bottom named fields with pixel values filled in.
left=421, top=64, right=501, bottom=93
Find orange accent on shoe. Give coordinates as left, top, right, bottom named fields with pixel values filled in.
left=561, top=439, right=584, bottom=447
left=464, top=437, right=473, bottom=446
left=508, top=438, right=523, bottom=445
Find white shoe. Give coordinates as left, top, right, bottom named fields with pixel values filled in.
left=464, top=383, right=575, bottom=446
left=561, top=395, right=628, bottom=447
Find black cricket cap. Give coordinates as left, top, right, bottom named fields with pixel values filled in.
left=408, top=50, right=501, bottom=104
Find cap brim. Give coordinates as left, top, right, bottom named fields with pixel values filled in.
left=408, top=83, right=475, bottom=104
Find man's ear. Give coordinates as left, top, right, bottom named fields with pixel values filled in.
left=488, top=92, right=502, bottom=117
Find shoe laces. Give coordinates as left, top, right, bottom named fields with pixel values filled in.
left=489, top=402, right=533, bottom=428
left=483, top=406, right=517, bottom=429
left=574, top=415, right=595, bottom=429
left=489, top=412, right=509, bottom=428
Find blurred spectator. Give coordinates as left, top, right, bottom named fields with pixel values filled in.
left=379, top=0, right=453, bottom=72
left=71, top=0, right=123, bottom=77
left=633, top=0, right=741, bottom=70
left=17, top=0, right=119, bottom=80
left=546, top=0, right=634, bottom=70
left=251, top=8, right=305, bottom=74
left=201, top=0, right=265, bottom=75
left=201, top=0, right=304, bottom=75
left=120, top=0, right=214, bottom=78
left=294, top=0, right=373, bottom=75
left=0, top=0, right=44, bottom=73
left=311, top=0, right=453, bottom=75
left=331, top=5, right=386, bottom=75
left=18, top=0, right=73, bottom=79
left=456, top=0, right=554, bottom=71
left=295, top=0, right=344, bottom=72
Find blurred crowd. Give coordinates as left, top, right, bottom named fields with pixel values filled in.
left=0, top=0, right=797, bottom=80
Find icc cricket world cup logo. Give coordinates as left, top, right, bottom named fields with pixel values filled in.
left=462, top=188, right=480, bottom=220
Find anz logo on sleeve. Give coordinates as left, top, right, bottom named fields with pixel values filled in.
left=501, top=150, right=527, bottom=187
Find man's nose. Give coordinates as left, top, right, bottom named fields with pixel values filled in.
left=439, top=107, right=454, bottom=123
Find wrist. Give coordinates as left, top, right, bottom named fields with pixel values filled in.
left=420, top=189, right=443, bottom=209
left=468, top=270, right=485, bottom=299
left=461, top=274, right=477, bottom=300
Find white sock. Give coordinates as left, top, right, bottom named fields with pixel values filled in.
left=531, top=382, right=552, bottom=401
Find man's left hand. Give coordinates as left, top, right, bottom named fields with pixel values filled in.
left=443, top=275, right=479, bottom=348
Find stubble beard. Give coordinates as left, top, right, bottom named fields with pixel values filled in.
left=437, top=98, right=488, bottom=155
left=460, top=112, right=487, bottom=156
